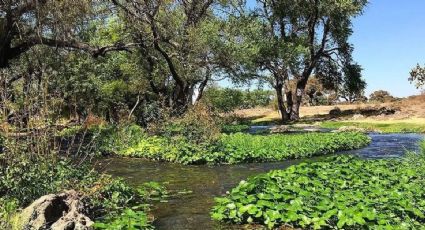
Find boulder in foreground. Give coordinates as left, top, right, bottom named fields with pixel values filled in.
left=15, top=190, right=93, bottom=230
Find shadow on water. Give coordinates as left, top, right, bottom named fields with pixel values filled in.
left=98, top=133, right=423, bottom=230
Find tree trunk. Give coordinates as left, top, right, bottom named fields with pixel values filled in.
left=273, top=72, right=291, bottom=123
left=286, top=90, right=293, bottom=117
left=195, top=75, right=209, bottom=103
left=275, top=85, right=289, bottom=123
left=290, top=77, right=309, bottom=120
left=172, top=84, right=192, bottom=114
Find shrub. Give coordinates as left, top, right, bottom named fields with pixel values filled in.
left=149, top=103, right=221, bottom=144
left=0, top=155, right=91, bottom=206
left=0, top=154, right=161, bottom=228
left=0, top=198, right=18, bottom=230
left=212, top=155, right=425, bottom=229
left=369, top=90, right=397, bottom=103
left=57, top=124, right=146, bottom=156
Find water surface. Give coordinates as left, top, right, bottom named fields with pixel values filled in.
left=99, top=133, right=423, bottom=230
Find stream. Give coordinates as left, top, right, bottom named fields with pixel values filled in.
left=98, top=133, right=423, bottom=230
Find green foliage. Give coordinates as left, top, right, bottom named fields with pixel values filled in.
left=92, top=182, right=171, bottom=230
left=119, top=132, right=370, bottom=165
left=409, top=64, right=425, bottom=89
left=87, top=176, right=141, bottom=218
left=93, top=208, right=154, bottom=230
left=340, top=63, right=367, bottom=103
left=421, top=140, right=425, bottom=154
left=58, top=124, right=146, bottom=156
left=150, top=103, right=221, bottom=145
left=320, top=121, right=425, bottom=133
left=0, top=198, right=18, bottom=229
left=0, top=155, right=91, bottom=206
left=212, top=155, right=425, bottom=229
left=0, top=153, right=163, bottom=228
left=216, top=132, right=370, bottom=164
left=203, top=87, right=273, bottom=112
left=119, top=135, right=215, bottom=165
left=94, top=124, right=146, bottom=154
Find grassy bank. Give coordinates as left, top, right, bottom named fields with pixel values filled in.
left=320, top=119, right=425, bottom=133
left=118, top=132, right=371, bottom=165
left=212, top=147, right=425, bottom=229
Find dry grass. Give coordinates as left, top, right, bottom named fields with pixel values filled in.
left=235, top=94, right=425, bottom=124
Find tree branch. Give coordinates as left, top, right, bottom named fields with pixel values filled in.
left=10, top=36, right=139, bottom=59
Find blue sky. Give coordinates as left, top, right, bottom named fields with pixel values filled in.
left=350, top=0, right=425, bottom=97
left=238, top=0, right=425, bottom=97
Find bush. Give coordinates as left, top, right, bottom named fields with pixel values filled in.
left=149, top=103, right=221, bottom=144
left=58, top=123, right=146, bottom=156
left=369, top=90, right=397, bottom=103
left=0, top=154, right=160, bottom=228
left=0, top=155, right=91, bottom=206
left=0, top=198, right=18, bottom=230
left=212, top=155, right=425, bottom=229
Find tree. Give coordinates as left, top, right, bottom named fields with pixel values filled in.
left=409, top=64, right=425, bottom=89
left=0, top=1, right=135, bottom=68
left=110, top=0, right=231, bottom=114
left=340, top=63, right=367, bottom=103
left=369, top=90, right=395, bottom=103
left=224, top=0, right=367, bottom=122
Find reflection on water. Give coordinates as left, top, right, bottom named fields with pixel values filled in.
left=98, top=133, right=423, bottom=230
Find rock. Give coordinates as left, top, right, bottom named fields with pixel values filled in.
left=334, top=126, right=367, bottom=133
left=269, top=125, right=290, bottom=133
left=18, top=190, right=93, bottom=230
left=329, top=107, right=342, bottom=117
left=352, top=114, right=365, bottom=120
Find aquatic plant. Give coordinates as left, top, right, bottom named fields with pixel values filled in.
left=211, top=155, right=425, bottom=229
left=93, top=208, right=154, bottom=230
left=217, top=132, right=370, bottom=164
left=120, top=132, right=371, bottom=165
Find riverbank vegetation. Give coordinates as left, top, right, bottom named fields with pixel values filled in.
left=320, top=120, right=425, bottom=133
left=0, top=153, right=161, bottom=229
left=57, top=119, right=370, bottom=165
left=212, top=143, right=425, bottom=229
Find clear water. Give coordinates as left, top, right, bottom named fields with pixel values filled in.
left=98, top=133, right=423, bottom=230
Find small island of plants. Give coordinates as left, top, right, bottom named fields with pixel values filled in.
left=118, top=132, right=371, bottom=165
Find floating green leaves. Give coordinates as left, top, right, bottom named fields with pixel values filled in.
left=211, top=155, right=425, bottom=229
left=119, top=132, right=370, bottom=165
